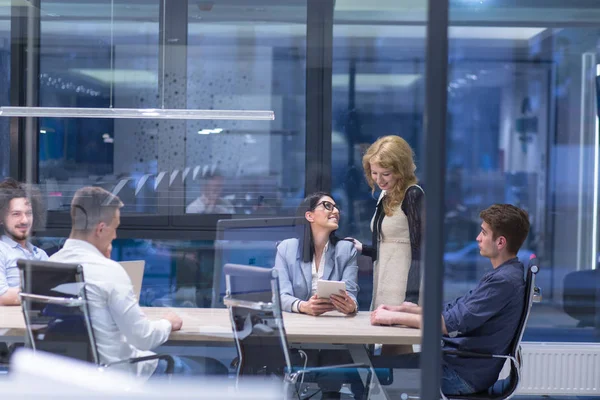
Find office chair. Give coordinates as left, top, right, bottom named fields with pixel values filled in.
left=222, top=263, right=375, bottom=399
left=17, top=260, right=175, bottom=374
left=563, top=268, right=598, bottom=327
left=438, top=257, right=541, bottom=400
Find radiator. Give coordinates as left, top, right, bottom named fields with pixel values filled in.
left=515, top=342, right=600, bottom=396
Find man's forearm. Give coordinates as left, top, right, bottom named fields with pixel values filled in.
left=403, top=305, right=422, bottom=315
left=0, top=288, right=21, bottom=306
left=392, top=311, right=448, bottom=334
left=392, top=312, right=422, bottom=329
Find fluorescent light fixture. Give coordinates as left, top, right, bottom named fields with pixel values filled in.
left=198, top=128, right=223, bottom=135
left=332, top=73, right=421, bottom=89
left=335, top=0, right=423, bottom=12
left=332, top=25, right=545, bottom=41
left=0, top=107, right=275, bottom=121
left=37, top=20, right=547, bottom=42
left=39, top=129, right=46, bottom=134
left=69, top=69, right=158, bottom=85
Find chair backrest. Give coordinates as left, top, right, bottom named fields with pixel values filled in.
left=17, top=260, right=99, bottom=364
left=510, top=257, right=539, bottom=354
left=224, top=263, right=275, bottom=303
left=223, top=264, right=292, bottom=379
left=490, top=257, right=540, bottom=399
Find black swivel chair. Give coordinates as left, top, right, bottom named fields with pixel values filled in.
left=563, top=268, right=598, bottom=328
left=17, top=260, right=175, bottom=374
left=439, top=257, right=541, bottom=400
left=222, top=263, right=374, bottom=399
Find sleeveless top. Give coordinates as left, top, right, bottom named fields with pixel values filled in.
left=370, top=184, right=424, bottom=309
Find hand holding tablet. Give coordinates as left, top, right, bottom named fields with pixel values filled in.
left=316, top=279, right=346, bottom=299
left=317, top=280, right=357, bottom=315
left=299, top=280, right=354, bottom=315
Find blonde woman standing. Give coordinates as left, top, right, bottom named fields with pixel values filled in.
left=348, top=135, right=424, bottom=310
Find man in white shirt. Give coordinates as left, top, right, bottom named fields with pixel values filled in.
left=49, top=186, right=222, bottom=378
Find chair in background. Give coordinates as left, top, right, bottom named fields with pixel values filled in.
left=17, top=260, right=175, bottom=374
left=439, top=256, right=541, bottom=400
left=222, top=263, right=374, bottom=399
left=563, top=268, right=598, bottom=328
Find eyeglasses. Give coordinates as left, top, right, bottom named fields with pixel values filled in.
left=314, top=201, right=340, bottom=212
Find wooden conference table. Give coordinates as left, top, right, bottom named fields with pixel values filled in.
left=0, top=306, right=421, bottom=345
left=1, top=307, right=420, bottom=399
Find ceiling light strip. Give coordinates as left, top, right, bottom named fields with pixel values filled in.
left=0, top=107, right=274, bottom=121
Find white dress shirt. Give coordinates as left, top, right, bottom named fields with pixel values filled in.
left=49, top=239, right=171, bottom=379
left=292, top=242, right=328, bottom=313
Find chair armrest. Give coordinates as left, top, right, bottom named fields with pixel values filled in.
left=442, top=349, right=495, bottom=359
left=443, top=349, right=519, bottom=367
left=104, top=354, right=175, bottom=375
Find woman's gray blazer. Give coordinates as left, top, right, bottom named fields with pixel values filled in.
left=273, top=238, right=359, bottom=312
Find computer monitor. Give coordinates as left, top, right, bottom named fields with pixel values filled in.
left=211, top=216, right=306, bottom=307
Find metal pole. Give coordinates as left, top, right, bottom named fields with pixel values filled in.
left=421, top=0, right=449, bottom=397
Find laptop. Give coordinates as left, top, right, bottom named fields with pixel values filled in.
left=119, top=260, right=145, bottom=301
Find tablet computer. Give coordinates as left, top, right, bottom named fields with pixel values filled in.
left=316, top=279, right=346, bottom=299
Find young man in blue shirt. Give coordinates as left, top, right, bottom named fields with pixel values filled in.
left=0, top=179, right=48, bottom=306
left=371, top=204, right=530, bottom=395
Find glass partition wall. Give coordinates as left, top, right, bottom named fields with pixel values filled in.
left=7, top=0, right=311, bottom=306
left=4, top=0, right=600, bottom=398
left=445, top=0, right=600, bottom=343
left=0, top=3, right=9, bottom=178
left=331, top=0, right=600, bottom=343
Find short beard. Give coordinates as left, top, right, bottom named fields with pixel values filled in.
left=5, top=228, right=30, bottom=242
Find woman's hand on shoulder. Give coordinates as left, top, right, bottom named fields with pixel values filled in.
left=343, top=237, right=363, bottom=253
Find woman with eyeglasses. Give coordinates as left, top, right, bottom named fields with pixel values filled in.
left=347, top=135, right=424, bottom=310
left=274, top=192, right=358, bottom=316
left=274, top=192, right=363, bottom=399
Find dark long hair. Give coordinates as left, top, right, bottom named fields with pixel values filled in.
left=296, top=192, right=340, bottom=263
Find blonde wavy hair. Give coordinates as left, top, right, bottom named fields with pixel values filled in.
left=362, top=135, right=418, bottom=216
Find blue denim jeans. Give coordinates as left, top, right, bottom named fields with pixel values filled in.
left=441, top=363, right=476, bottom=395
left=370, top=352, right=477, bottom=396
left=151, top=355, right=227, bottom=377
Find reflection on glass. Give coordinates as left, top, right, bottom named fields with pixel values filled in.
left=447, top=0, right=600, bottom=342
left=35, top=233, right=286, bottom=310
left=35, top=237, right=216, bottom=308
left=331, top=2, right=427, bottom=310
left=186, top=173, right=234, bottom=214
left=1, top=107, right=275, bottom=120
left=0, top=5, right=9, bottom=179
left=184, top=2, right=307, bottom=217
left=34, top=1, right=306, bottom=217
left=37, top=0, right=161, bottom=212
